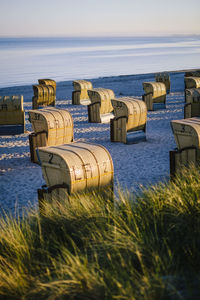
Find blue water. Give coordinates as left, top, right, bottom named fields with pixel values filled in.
left=0, top=35, right=200, bottom=88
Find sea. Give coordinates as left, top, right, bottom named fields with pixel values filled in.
left=0, top=35, right=200, bottom=88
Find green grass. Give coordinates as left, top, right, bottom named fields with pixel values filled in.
left=0, top=166, right=200, bottom=299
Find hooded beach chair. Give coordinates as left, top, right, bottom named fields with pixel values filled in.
left=184, top=77, right=200, bottom=90
left=184, top=88, right=200, bottom=118
left=110, top=97, right=147, bottom=144
left=170, top=117, right=200, bottom=177
left=155, top=72, right=170, bottom=94
left=28, top=107, right=74, bottom=163
left=0, top=95, right=25, bottom=135
left=32, top=83, right=56, bottom=109
left=87, top=88, right=115, bottom=123
left=142, top=82, right=166, bottom=111
left=72, top=80, right=93, bottom=105
left=37, top=142, right=114, bottom=206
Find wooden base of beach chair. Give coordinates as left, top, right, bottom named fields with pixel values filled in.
left=38, top=183, right=114, bottom=212
left=169, top=148, right=199, bottom=179
left=110, top=117, right=146, bottom=144
left=142, top=94, right=166, bottom=111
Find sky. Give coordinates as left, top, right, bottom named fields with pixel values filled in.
left=0, top=0, right=200, bottom=37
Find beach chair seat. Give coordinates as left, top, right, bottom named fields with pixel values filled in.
left=110, top=97, right=147, bottom=144
left=32, top=84, right=56, bottom=109
left=184, top=77, right=200, bottom=89
left=88, top=88, right=115, bottom=123
left=170, top=118, right=200, bottom=177
left=28, top=107, right=73, bottom=163
left=155, top=72, right=170, bottom=94
left=184, top=88, right=200, bottom=118
left=0, top=95, right=25, bottom=135
left=142, top=82, right=166, bottom=111
left=72, top=80, right=93, bottom=105
left=37, top=142, right=114, bottom=205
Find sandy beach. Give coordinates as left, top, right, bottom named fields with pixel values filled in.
left=0, top=71, right=185, bottom=215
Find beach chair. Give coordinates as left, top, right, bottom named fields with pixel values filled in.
left=37, top=142, right=114, bottom=206
left=170, top=118, right=200, bottom=178
left=110, top=97, right=147, bottom=144
left=184, top=77, right=200, bottom=90
left=28, top=107, right=74, bottom=163
left=87, top=88, right=115, bottom=123
left=72, top=80, right=93, bottom=105
left=32, top=84, right=56, bottom=109
left=38, top=79, right=56, bottom=94
left=142, top=82, right=166, bottom=111
left=184, top=88, right=200, bottom=118
left=0, top=95, right=25, bottom=135
left=155, top=72, right=170, bottom=94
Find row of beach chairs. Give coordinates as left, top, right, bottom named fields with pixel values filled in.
left=2, top=72, right=200, bottom=137
left=72, top=74, right=170, bottom=112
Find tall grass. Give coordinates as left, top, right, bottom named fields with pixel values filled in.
left=0, top=166, right=200, bottom=299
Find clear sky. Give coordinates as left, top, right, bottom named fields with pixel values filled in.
left=0, top=0, right=200, bottom=37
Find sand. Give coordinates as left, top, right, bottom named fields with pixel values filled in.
left=0, top=71, right=185, bottom=215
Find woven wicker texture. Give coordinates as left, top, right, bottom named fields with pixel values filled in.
left=38, top=142, right=114, bottom=194
left=171, top=118, right=200, bottom=150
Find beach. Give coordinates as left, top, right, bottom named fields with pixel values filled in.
left=0, top=71, right=185, bottom=215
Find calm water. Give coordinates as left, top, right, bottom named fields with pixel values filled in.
left=0, top=36, right=200, bottom=88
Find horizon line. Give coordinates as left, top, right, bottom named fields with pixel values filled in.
left=0, top=33, right=200, bottom=39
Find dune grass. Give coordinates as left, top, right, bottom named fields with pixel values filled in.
left=0, top=166, right=200, bottom=299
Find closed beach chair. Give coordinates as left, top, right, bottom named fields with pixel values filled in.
left=155, top=72, right=170, bottom=94
left=184, top=88, right=200, bottom=118
left=0, top=95, right=25, bottom=135
left=87, top=88, right=115, bottom=123
left=110, top=97, right=147, bottom=144
left=170, top=118, right=200, bottom=177
left=72, top=80, right=93, bottom=105
left=184, top=77, right=200, bottom=89
left=142, top=82, right=166, bottom=111
left=37, top=142, right=114, bottom=205
left=28, top=107, right=74, bottom=163
left=32, top=84, right=56, bottom=109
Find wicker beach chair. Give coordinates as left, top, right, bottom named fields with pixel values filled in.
left=110, top=97, right=147, bottom=144
left=142, top=82, right=166, bottom=111
left=0, top=95, right=25, bottom=135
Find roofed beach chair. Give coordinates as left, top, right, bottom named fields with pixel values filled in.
left=184, top=77, right=200, bottom=90
left=72, top=80, right=93, bottom=105
left=28, top=107, right=73, bottom=163
left=184, top=88, right=200, bottom=118
left=170, top=117, right=200, bottom=178
left=37, top=142, right=114, bottom=207
left=32, top=84, right=56, bottom=109
left=155, top=72, right=170, bottom=94
left=87, top=88, right=115, bottom=123
left=110, top=97, right=147, bottom=144
left=38, top=79, right=56, bottom=94
left=142, top=82, right=166, bottom=111
left=0, top=95, right=25, bottom=135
